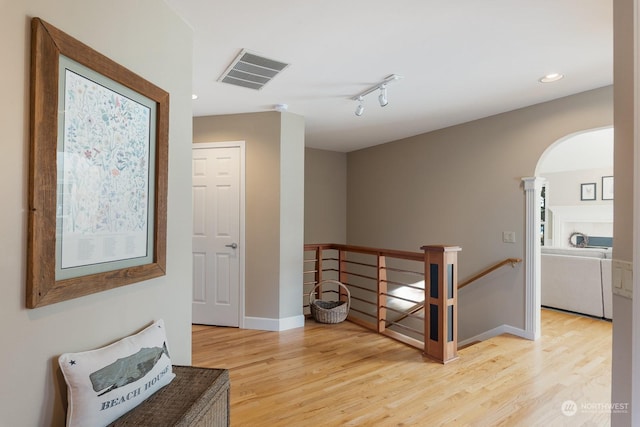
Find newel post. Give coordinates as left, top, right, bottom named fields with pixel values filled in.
left=421, top=245, right=462, bottom=364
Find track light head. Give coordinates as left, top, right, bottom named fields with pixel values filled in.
left=378, top=85, right=388, bottom=107
left=355, top=96, right=364, bottom=116
left=350, top=74, right=401, bottom=114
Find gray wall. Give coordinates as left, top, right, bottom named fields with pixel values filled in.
left=347, top=86, right=613, bottom=340
left=1, top=2, right=193, bottom=426
left=304, top=148, right=347, bottom=244
left=193, top=112, right=305, bottom=324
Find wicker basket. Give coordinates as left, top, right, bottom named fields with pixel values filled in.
left=309, top=280, right=351, bottom=324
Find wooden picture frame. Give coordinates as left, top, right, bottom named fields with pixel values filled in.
left=27, top=18, right=168, bottom=308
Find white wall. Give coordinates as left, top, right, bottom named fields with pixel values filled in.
left=542, top=168, right=614, bottom=247
left=543, top=168, right=614, bottom=206
left=0, top=2, right=193, bottom=425
left=538, top=127, right=614, bottom=246
left=537, top=127, right=613, bottom=174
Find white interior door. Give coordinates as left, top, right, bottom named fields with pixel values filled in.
left=192, top=143, right=244, bottom=326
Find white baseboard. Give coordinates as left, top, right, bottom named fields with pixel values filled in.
left=244, top=315, right=305, bottom=332
left=458, top=324, right=534, bottom=347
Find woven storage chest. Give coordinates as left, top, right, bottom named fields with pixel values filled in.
left=109, top=366, right=230, bottom=426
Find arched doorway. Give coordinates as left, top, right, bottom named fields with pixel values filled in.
left=523, top=126, right=613, bottom=338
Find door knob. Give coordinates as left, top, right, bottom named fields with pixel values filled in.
left=225, top=243, right=238, bottom=249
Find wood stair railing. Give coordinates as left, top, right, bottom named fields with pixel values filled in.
left=458, top=258, right=523, bottom=289
left=304, top=244, right=521, bottom=363
left=388, top=257, right=523, bottom=327
left=304, top=243, right=461, bottom=364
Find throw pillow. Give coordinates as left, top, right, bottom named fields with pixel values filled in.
left=58, top=319, right=175, bottom=427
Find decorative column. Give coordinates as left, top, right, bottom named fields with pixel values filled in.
left=422, top=245, right=462, bottom=364
left=522, top=177, right=545, bottom=340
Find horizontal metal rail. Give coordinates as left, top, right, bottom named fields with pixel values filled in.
left=341, top=259, right=377, bottom=269
left=343, top=271, right=378, bottom=282
left=386, top=321, right=423, bottom=336
left=341, top=281, right=376, bottom=294
left=382, top=292, right=421, bottom=305
left=383, top=305, right=423, bottom=317
left=382, top=266, right=423, bottom=276
left=348, top=306, right=376, bottom=318
left=350, top=294, right=376, bottom=306
left=381, top=279, right=424, bottom=290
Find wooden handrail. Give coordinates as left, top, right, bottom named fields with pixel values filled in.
left=458, top=258, right=522, bottom=290
left=385, top=257, right=523, bottom=327
left=303, top=243, right=424, bottom=262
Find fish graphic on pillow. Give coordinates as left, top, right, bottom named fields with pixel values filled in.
left=89, top=342, right=170, bottom=396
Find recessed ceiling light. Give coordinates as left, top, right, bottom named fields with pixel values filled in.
left=192, top=94, right=199, bottom=100
left=539, top=73, right=564, bottom=83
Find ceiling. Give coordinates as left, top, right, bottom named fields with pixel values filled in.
left=164, top=0, right=612, bottom=153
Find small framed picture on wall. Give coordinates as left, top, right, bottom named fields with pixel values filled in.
left=602, top=176, right=614, bottom=200
left=581, top=182, right=596, bottom=201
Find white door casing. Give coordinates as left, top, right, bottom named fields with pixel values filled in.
left=192, top=142, right=245, bottom=327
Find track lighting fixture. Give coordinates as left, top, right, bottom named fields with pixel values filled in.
left=355, top=96, right=364, bottom=116
left=378, top=84, right=388, bottom=107
left=351, top=74, right=402, bottom=116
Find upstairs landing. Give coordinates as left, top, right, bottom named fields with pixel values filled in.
left=192, top=309, right=612, bottom=426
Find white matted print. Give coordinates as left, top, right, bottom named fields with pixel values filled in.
left=581, top=182, right=596, bottom=201
left=602, top=176, right=614, bottom=200
left=56, top=56, right=156, bottom=280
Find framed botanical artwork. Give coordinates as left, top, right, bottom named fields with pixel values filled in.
left=27, top=18, right=169, bottom=308
left=580, top=183, right=596, bottom=201
left=602, top=176, right=614, bottom=200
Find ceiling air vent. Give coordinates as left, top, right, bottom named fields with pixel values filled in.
left=218, top=49, right=289, bottom=90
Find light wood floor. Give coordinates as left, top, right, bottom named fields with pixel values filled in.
left=192, top=309, right=612, bottom=426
